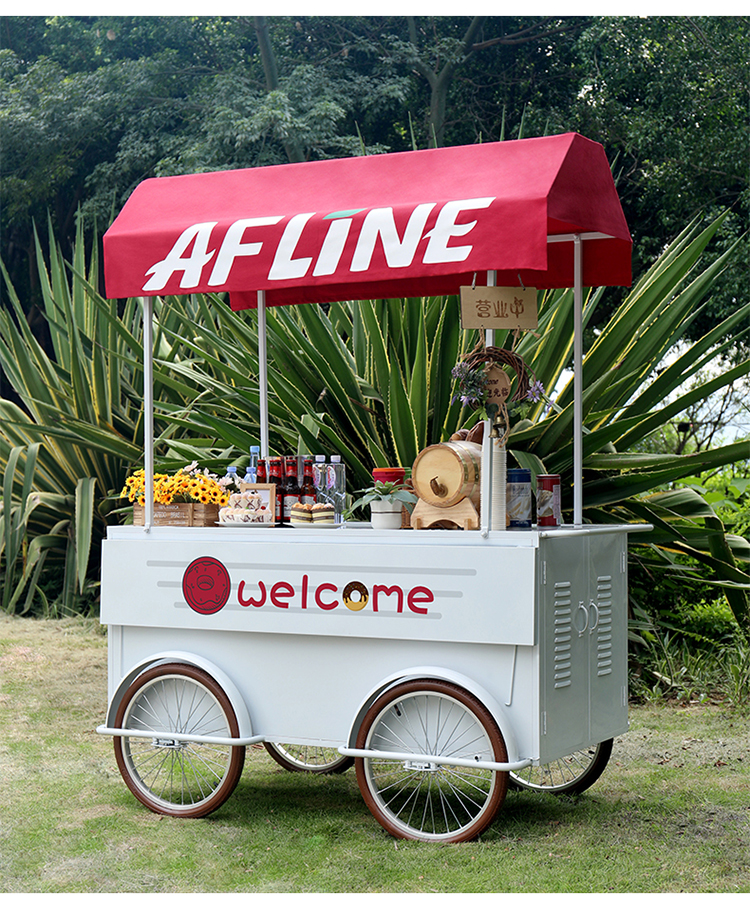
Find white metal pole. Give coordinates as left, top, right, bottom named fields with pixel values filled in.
left=142, top=296, right=154, bottom=532
left=573, top=236, right=583, bottom=526
left=480, top=271, right=496, bottom=536
left=257, top=289, right=269, bottom=458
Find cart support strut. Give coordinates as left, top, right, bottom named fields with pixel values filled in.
left=96, top=725, right=265, bottom=747
left=338, top=746, right=532, bottom=773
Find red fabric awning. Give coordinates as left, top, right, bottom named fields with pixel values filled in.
left=103, top=132, right=631, bottom=308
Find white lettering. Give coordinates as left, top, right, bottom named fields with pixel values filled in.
left=208, top=216, right=283, bottom=286
left=313, top=217, right=353, bottom=277
left=423, top=197, right=494, bottom=264
left=350, top=204, right=435, bottom=273
left=143, top=222, right=217, bottom=291
left=268, top=213, right=316, bottom=280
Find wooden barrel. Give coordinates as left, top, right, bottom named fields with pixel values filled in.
left=412, top=441, right=482, bottom=508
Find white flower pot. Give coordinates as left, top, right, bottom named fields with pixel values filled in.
left=370, top=500, right=403, bottom=529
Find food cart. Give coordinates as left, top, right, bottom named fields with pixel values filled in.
left=97, top=133, right=645, bottom=843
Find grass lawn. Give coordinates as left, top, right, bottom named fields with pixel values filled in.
left=0, top=614, right=748, bottom=893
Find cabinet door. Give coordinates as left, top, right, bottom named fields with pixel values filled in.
left=539, top=535, right=592, bottom=760
left=539, top=533, right=628, bottom=761
left=588, top=534, right=628, bottom=743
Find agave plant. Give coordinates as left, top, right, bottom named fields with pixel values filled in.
left=1, top=211, right=748, bottom=634
left=153, top=213, right=749, bottom=633
left=0, top=219, right=209, bottom=610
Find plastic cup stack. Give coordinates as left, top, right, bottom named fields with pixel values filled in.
left=491, top=440, right=507, bottom=530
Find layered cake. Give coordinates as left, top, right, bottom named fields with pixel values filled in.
left=219, top=491, right=272, bottom=524
left=311, top=503, right=336, bottom=525
left=290, top=502, right=313, bottom=525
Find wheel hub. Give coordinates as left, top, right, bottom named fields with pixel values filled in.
left=151, top=737, right=187, bottom=750
left=403, top=760, right=440, bottom=772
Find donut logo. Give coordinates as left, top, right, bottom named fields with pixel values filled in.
left=342, top=581, right=369, bottom=611
left=182, top=556, right=231, bottom=615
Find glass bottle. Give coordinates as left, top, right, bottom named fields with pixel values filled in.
left=256, top=458, right=267, bottom=485
left=301, top=459, right=316, bottom=505
left=269, top=457, right=285, bottom=525
left=328, top=454, right=346, bottom=524
left=283, top=457, right=301, bottom=523
left=313, top=455, right=328, bottom=503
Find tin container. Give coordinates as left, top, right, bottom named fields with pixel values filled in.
left=536, top=474, right=561, bottom=527
left=507, top=468, right=532, bottom=528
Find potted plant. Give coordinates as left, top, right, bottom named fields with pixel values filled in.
left=347, top=480, right=418, bottom=530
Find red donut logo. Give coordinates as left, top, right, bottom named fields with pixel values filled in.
left=182, top=557, right=231, bottom=615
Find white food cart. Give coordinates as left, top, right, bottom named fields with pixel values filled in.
left=97, top=133, right=646, bottom=843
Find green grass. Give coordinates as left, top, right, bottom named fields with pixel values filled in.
left=1, top=615, right=748, bottom=893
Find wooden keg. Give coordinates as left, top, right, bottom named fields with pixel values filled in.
left=411, top=441, right=482, bottom=508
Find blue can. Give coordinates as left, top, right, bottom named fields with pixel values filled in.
left=507, top=468, right=532, bottom=528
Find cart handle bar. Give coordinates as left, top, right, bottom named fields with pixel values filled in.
left=96, top=725, right=266, bottom=747
left=338, top=746, right=533, bottom=773
left=97, top=725, right=533, bottom=770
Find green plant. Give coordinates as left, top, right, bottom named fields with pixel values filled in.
left=346, top=480, right=418, bottom=518
left=0, top=442, right=91, bottom=615
left=2, top=212, right=748, bottom=638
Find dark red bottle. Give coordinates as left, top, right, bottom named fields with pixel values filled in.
left=268, top=458, right=284, bottom=525
left=301, top=459, right=316, bottom=505
left=283, top=457, right=301, bottom=523
left=256, top=458, right=267, bottom=485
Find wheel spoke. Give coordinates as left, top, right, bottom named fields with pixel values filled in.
left=509, top=741, right=613, bottom=795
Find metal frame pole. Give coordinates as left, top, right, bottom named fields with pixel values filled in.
left=257, top=290, right=269, bottom=458
left=573, top=235, right=583, bottom=526
left=480, top=270, right=496, bottom=536
left=142, top=296, right=154, bottom=532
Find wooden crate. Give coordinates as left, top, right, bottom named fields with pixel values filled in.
left=132, top=502, right=220, bottom=527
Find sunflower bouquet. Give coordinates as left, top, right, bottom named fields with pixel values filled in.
left=121, top=462, right=231, bottom=508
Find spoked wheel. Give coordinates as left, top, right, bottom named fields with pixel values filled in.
left=113, top=663, right=245, bottom=818
left=509, top=739, right=613, bottom=795
left=355, top=679, right=509, bottom=843
left=264, top=742, right=353, bottom=774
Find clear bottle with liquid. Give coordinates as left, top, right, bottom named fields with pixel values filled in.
left=221, top=466, right=239, bottom=491
left=313, top=455, right=328, bottom=503
left=243, top=446, right=259, bottom=484
left=327, top=454, right=346, bottom=524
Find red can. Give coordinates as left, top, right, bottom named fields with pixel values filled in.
left=536, top=474, right=561, bottom=527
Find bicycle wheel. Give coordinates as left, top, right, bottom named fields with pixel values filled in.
left=355, top=679, right=508, bottom=843
left=113, top=663, right=245, bottom=818
left=264, top=742, right=353, bottom=774
left=509, top=739, right=613, bottom=795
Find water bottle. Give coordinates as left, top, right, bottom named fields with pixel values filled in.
left=328, top=454, right=346, bottom=524
left=222, top=466, right=239, bottom=490
left=244, top=446, right=259, bottom=484
left=313, top=455, right=328, bottom=503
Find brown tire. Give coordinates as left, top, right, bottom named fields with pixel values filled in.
left=355, top=678, right=508, bottom=842
left=264, top=742, right=353, bottom=774
left=113, top=663, right=245, bottom=818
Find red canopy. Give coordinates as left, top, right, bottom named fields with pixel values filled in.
left=103, top=132, right=631, bottom=308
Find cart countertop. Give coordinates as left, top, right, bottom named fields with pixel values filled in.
left=105, top=522, right=648, bottom=545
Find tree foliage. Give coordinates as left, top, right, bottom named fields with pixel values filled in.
left=1, top=15, right=747, bottom=347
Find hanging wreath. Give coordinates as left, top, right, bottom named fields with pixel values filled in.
left=450, top=343, right=545, bottom=443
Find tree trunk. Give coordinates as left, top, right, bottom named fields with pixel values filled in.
left=254, top=16, right=305, bottom=163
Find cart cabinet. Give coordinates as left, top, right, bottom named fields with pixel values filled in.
left=100, top=524, right=630, bottom=768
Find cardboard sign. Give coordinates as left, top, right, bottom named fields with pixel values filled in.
left=460, top=286, right=538, bottom=330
